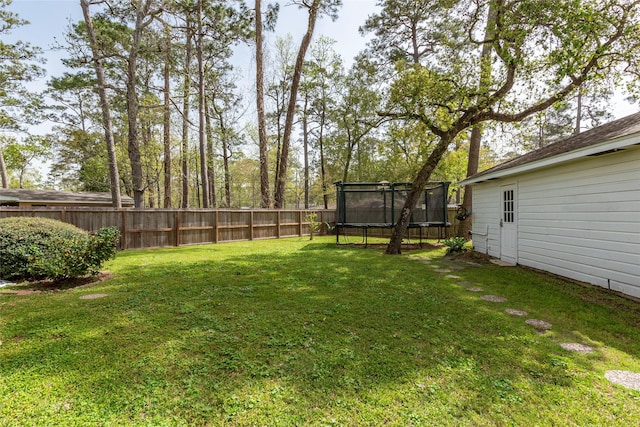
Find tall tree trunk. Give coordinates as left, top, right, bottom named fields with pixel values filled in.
left=0, top=148, right=8, bottom=188
left=196, top=0, right=210, bottom=208
left=319, top=105, right=328, bottom=209
left=459, top=2, right=496, bottom=238
left=386, top=134, right=453, bottom=254
left=181, top=18, right=193, bottom=208
left=205, top=98, right=217, bottom=207
left=218, top=111, right=232, bottom=208
left=575, top=86, right=583, bottom=135
left=255, top=0, right=270, bottom=208
left=273, top=114, right=282, bottom=198
left=126, top=0, right=154, bottom=208
left=302, top=94, right=309, bottom=209
left=274, top=0, right=321, bottom=208
left=342, top=126, right=357, bottom=183
left=163, top=24, right=172, bottom=208
left=460, top=125, right=481, bottom=236
left=80, top=0, right=121, bottom=208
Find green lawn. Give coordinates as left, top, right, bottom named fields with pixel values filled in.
left=1, top=237, right=639, bottom=426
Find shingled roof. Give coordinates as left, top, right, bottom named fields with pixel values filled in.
left=0, top=189, right=134, bottom=207
left=461, top=111, right=640, bottom=185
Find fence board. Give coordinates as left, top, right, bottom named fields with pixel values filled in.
left=0, top=207, right=458, bottom=249
left=0, top=207, right=336, bottom=250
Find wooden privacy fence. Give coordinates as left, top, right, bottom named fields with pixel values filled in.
left=0, top=208, right=335, bottom=250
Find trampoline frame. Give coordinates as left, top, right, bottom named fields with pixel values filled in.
left=334, top=181, right=451, bottom=246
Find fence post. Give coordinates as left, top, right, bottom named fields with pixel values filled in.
left=299, top=211, right=303, bottom=237
left=120, top=209, right=127, bottom=250
left=214, top=210, right=219, bottom=243
left=250, top=211, right=254, bottom=241
left=276, top=211, right=281, bottom=238
left=175, top=210, right=180, bottom=246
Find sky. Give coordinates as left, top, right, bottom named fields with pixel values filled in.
left=5, top=0, right=380, bottom=96
left=4, top=0, right=638, bottom=136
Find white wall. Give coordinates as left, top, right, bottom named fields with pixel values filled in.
left=471, top=145, right=640, bottom=299
left=470, top=184, right=501, bottom=258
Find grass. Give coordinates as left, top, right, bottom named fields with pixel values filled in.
left=1, top=236, right=639, bottom=426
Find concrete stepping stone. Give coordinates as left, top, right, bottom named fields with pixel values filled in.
left=481, top=295, right=507, bottom=302
left=605, top=370, right=640, bottom=391
left=505, top=308, right=528, bottom=316
left=434, top=268, right=452, bottom=273
left=446, top=275, right=461, bottom=279
left=458, top=281, right=474, bottom=287
left=79, top=294, right=108, bottom=300
left=467, top=287, right=484, bottom=292
left=560, top=343, right=595, bottom=353
left=525, top=319, right=552, bottom=331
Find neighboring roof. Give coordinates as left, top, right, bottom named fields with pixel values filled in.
left=461, top=111, right=640, bottom=185
left=0, top=189, right=134, bottom=206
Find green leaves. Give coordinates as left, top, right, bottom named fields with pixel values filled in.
left=0, top=217, right=120, bottom=280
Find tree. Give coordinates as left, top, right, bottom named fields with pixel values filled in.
left=370, top=0, right=640, bottom=254
left=360, top=0, right=456, bottom=66
left=459, top=1, right=496, bottom=238
left=162, top=22, right=172, bottom=208
left=303, top=37, right=343, bottom=208
left=273, top=0, right=342, bottom=208
left=79, top=1, right=122, bottom=206
left=195, top=0, right=210, bottom=207
left=0, top=146, right=7, bottom=188
left=124, top=0, right=161, bottom=208
left=266, top=35, right=295, bottom=199
left=0, top=0, right=45, bottom=188
left=254, top=0, right=280, bottom=208
left=325, top=57, right=382, bottom=184
left=1, top=135, right=51, bottom=188
left=180, top=7, right=194, bottom=208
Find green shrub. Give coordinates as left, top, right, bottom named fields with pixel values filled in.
left=0, top=217, right=120, bottom=281
left=443, top=236, right=467, bottom=254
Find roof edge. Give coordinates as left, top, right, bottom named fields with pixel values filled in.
left=460, top=132, right=640, bottom=186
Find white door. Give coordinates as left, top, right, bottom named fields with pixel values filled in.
left=500, top=184, right=517, bottom=264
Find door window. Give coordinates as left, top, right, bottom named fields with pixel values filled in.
left=503, top=189, right=514, bottom=223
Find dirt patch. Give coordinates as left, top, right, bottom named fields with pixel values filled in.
left=447, top=251, right=492, bottom=264
left=0, top=272, right=113, bottom=294
left=341, top=242, right=442, bottom=252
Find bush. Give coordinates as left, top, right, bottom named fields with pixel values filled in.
left=0, top=217, right=120, bottom=281
left=443, top=236, right=467, bottom=254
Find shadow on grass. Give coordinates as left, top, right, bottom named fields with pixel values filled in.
left=1, top=238, right=639, bottom=424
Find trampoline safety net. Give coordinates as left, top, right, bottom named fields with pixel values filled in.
left=334, top=181, right=451, bottom=244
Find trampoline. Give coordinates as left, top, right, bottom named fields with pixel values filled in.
left=335, top=181, right=451, bottom=245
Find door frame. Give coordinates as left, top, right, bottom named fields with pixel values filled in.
left=500, top=183, right=518, bottom=264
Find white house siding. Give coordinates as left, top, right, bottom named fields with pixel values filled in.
left=470, top=184, right=501, bottom=258
left=471, top=145, right=640, bottom=299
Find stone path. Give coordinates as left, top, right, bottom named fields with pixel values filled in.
left=481, top=295, right=507, bottom=302
left=415, top=256, right=640, bottom=392
left=604, top=371, right=640, bottom=391
left=79, top=294, right=108, bottom=300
